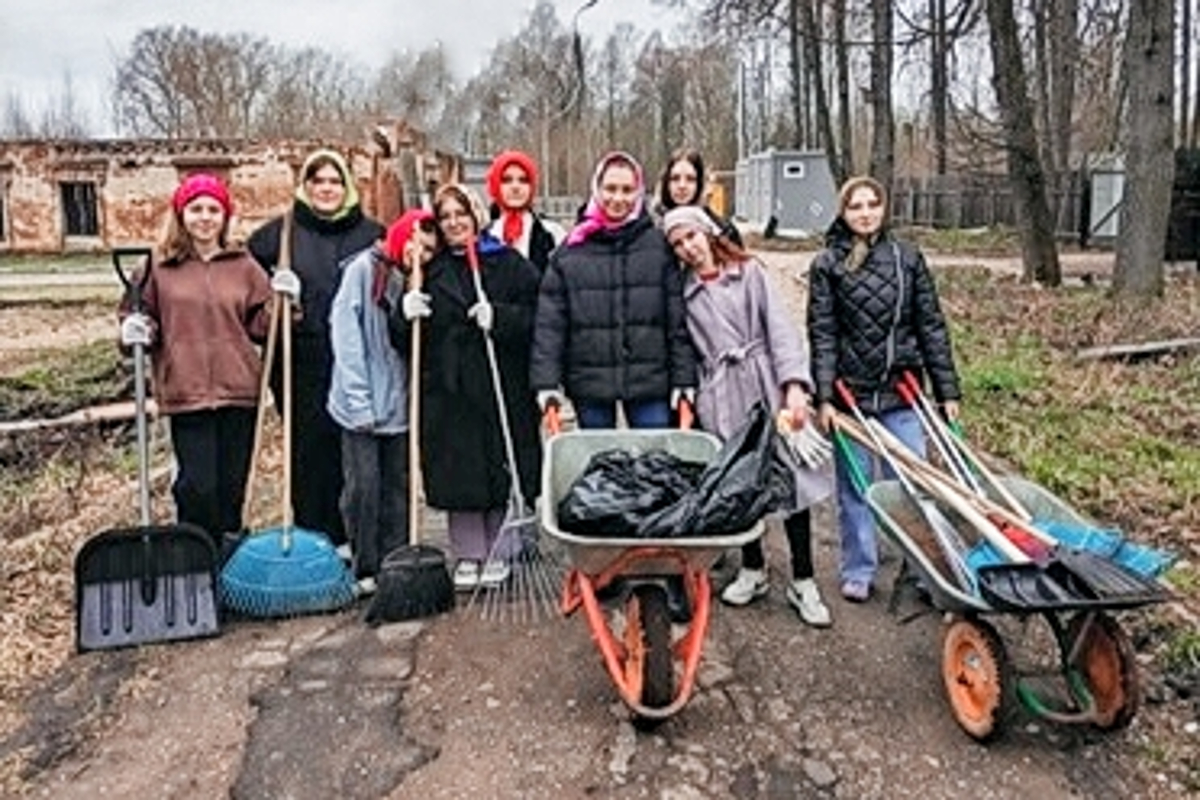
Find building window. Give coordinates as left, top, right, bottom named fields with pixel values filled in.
left=61, top=181, right=99, bottom=237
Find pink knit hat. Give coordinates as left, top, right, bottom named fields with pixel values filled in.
left=172, top=173, right=232, bottom=217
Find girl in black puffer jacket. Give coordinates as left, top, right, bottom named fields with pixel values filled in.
left=531, top=151, right=697, bottom=429
left=808, top=175, right=962, bottom=603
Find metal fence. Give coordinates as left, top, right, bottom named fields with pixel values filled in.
left=890, top=174, right=1085, bottom=239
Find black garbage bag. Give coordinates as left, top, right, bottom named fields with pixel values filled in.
left=637, top=403, right=798, bottom=538
left=557, top=448, right=706, bottom=537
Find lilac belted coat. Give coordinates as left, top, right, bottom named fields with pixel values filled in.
left=683, top=259, right=833, bottom=511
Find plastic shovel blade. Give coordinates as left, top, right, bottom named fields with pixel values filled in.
left=75, top=522, right=220, bottom=652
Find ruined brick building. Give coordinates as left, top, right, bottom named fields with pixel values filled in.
left=0, top=121, right=458, bottom=253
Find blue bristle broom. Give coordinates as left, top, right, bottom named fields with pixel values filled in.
left=219, top=255, right=356, bottom=617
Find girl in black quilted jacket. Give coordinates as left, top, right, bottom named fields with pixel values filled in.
left=807, top=176, right=962, bottom=603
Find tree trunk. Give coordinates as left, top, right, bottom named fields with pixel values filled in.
left=789, top=0, right=805, bottom=148
left=1113, top=0, right=1175, bottom=297
left=799, top=0, right=842, bottom=184
left=834, top=0, right=853, bottom=176
left=985, top=0, right=1062, bottom=285
left=869, top=0, right=895, bottom=187
left=1182, top=0, right=1193, bottom=147
left=930, top=0, right=949, bottom=174
left=1048, top=0, right=1079, bottom=225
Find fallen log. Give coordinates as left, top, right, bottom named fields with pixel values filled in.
left=0, top=400, right=156, bottom=434
left=1075, top=337, right=1200, bottom=363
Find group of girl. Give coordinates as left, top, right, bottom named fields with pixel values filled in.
left=120, top=143, right=962, bottom=626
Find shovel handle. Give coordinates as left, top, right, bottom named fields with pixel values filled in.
left=113, top=247, right=154, bottom=312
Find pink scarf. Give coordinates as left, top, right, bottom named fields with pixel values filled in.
left=565, top=151, right=646, bottom=247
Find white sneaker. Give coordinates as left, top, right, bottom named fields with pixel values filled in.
left=480, top=559, right=511, bottom=587
left=787, top=578, right=832, bottom=628
left=335, top=543, right=353, bottom=563
left=721, top=568, right=769, bottom=606
left=453, top=560, right=480, bottom=591
left=355, top=576, right=378, bottom=597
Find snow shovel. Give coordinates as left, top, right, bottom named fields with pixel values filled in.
left=75, top=247, right=220, bottom=652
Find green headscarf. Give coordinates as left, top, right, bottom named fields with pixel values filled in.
left=295, top=148, right=360, bottom=220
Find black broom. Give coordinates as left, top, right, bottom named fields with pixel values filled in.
left=364, top=239, right=454, bottom=625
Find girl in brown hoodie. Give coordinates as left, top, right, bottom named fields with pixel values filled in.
left=119, top=173, right=276, bottom=549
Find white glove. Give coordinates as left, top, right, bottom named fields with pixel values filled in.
left=467, top=300, right=494, bottom=333
left=536, top=389, right=563, bottom=412
left=120, top=313, right=153, bottom=347
left=670, top=387, right=696, bottom=410
left=785, top=422, right=834, bottom=469
left=270, top=270, right=302, bottom=302
left=401, top=290, right=432, bottom=321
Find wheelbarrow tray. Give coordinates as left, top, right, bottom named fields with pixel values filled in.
left=539, top=429, right=764, bottom=576
left=867, top=475, right=1171, bottom=614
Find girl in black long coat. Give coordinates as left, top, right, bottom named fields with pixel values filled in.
left=248, top=149, right=384, bottom=548
left=415, top=184, right=542, bottom=592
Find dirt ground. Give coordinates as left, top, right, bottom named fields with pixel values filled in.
left=1, top=250, right=1197, bottom=799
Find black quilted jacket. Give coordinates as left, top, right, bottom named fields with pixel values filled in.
left=530, top=214, right=697, bottom=403
left=807, top=219, right=961, bottom=414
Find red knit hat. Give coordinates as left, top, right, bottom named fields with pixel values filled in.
left=172, top=173, right=232, bottom=217
left=384, top=208, right=435, bottom=262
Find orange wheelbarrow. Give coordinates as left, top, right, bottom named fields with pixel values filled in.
left=539, top=423, right=763, bottom=726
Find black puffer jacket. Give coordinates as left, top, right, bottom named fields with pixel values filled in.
left=530, top=214, right=696, bottom=403
left=807, top=219, right=960, bottom=414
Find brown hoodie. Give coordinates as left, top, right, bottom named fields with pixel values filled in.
left=126, top=250, right=274, bottom=414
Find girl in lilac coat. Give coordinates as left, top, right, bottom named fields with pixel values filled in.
left=663, top=206, right=833, bottom=627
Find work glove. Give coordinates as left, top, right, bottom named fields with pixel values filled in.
left=270, top=270, right=302, bottom=302
left=401, top=290, right=432, bottom=321
left=780, top=418, right=834, bottom=469
left=536, top=389, right=563, bottom=412
left=670, top=387, right=696, bottom=410
left=467, top=300, right=494, bottom=333
left=119, top=312, right=153, bottom=347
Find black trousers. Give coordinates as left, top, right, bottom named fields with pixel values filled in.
left=285, top=356, right=347, bottom=546
left=340, top=430, right=410, bottom=579
left=169, top=407, right=256, bottom=547
left=740, top=509, right=815, bottom=580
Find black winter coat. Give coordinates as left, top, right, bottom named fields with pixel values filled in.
left=247, top=202, right=385, bottom=347
left=530, top=215, right=697, bottom=403
left=807, top=220, right=961, bottom=415
left=418, top=243, right=542, bottom=510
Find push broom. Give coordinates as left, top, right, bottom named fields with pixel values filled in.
left=364, top=233, right=454, bottom=625
left=218, top=217, right=357, bottom=617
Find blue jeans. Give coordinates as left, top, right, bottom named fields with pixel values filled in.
left=835, top=407, right=926, bottom=586
left=575, top=399, right=671, bottom=430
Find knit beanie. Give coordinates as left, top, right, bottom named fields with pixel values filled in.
left=172, top=173, right=232, bottom=217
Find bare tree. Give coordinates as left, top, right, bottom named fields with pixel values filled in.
left=985, top=0, right=1062, bottom=284
left=867, top=0, right=896, bottom=186
left=1113, top=0, right=1175, bottom=297
left=3, top=91, right=35, bottom=138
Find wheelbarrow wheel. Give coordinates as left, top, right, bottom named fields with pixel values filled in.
left=626, top=584, right=673, bottom=728
left=941, top=617, right=1012, bottom=741
left=1066, top=611, right=1140, bottom=731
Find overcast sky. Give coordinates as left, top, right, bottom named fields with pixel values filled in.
left=0, top=0, right=686, bottom=133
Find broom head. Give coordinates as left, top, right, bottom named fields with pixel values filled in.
left=363, top=544, right=454, bottom=625
left=219, top=525, right=357, bottom=618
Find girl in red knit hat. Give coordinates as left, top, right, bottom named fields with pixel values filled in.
left=117, top=173, right=277, bottom=553
left=484, top=149, right=565, bottom=273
